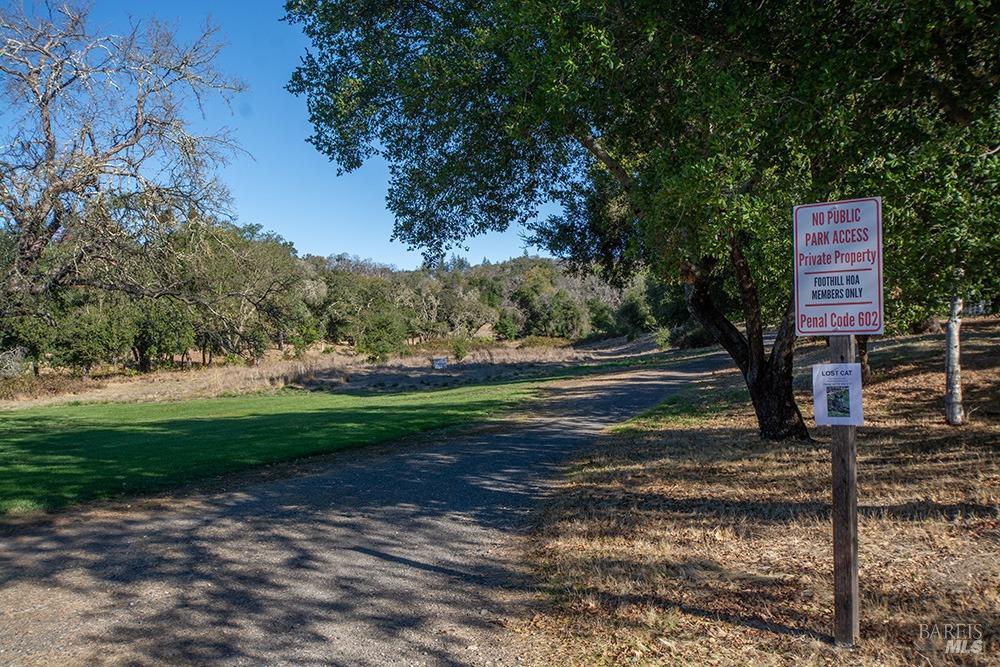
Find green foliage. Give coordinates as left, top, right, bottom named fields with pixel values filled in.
left=3, top=244, right=685, bottom=377
left=355, top=311, right=408, bottom=362
left=287, top=0, right=999, bottom=337
left=495, top=309, right=519, bottom=340
left=287, top=317, right=321, bottom=358
left=644, top=279, right=691, bottom=330
left=56, top=303, right=136, bottom=376
left=451, top=335, right=469, bottom=361
left=222, top=353, right=246, bottom=367
left=132, top=300, right=195, bottom=372
left=1, top=315, right=54, bottom=373
left=470, top=273, right=504, bottom=308
left=507, top=264, right=592, bottom=338
left=616, top=289, right=656, bottom=336
left=653, top=327, right=672, bottom=351
left=306, top=254, right=629, bottom=350
left=437, top=270, right=497, bottom=334
left=586, top=299, right=618, bottom=338
left=183, top=222, right=312, bottom=362
left=875, top=118, right=1000, bottom=331
left=546, top=290, right=588, bottom=338
left=242, top=326, right=271, bottom=364
left=512, top=265, right=555, bottom=335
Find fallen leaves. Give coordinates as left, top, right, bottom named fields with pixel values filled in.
left=517, top=318, right=1000, bottom=666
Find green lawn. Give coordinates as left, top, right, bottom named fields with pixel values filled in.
left=0, top=382, right=538, bottom=515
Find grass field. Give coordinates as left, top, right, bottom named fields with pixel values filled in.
left=0, top=342, right=711, bottom=517
left=0, top=382, right=538, bottom=515
left=519, top=318, right=999, bottom=666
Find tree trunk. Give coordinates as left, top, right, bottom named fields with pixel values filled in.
left=684, top=249, right=810, bottom=441
left=945, top=290, right=964, bottom=425
left=746, top=364, right=811, bottom=440
left=572, top=136, right=807, bottom=440
left=856, top=335, right=871, bottom=385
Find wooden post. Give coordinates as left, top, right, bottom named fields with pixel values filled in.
left=830, top=335, right=859, bottom=647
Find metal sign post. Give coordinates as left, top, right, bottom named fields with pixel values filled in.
left=794, top=197, right=883, bottom=648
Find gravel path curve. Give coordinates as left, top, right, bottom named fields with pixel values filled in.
left=0, top=350, right=733, bottom=666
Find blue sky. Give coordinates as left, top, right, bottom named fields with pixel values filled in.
left=85, top=1, right=542, bottom=269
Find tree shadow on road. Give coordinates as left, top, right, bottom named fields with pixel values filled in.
left=0, top=358, right=740, bottom=664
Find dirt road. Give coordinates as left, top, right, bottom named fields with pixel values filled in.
left=0, top=350, right=734, bottom=666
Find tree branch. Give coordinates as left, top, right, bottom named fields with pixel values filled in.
left=574, top=132, right=635, bottom=192
left=682, top=260, right=750, bottom=375
left=767, top=297, right=797, bottom=380
left=728, top=235, right=765, bottom=383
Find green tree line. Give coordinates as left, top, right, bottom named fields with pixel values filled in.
left=1, top=234, right=716, bottom=376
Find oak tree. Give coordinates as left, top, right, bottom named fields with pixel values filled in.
left=0, top=3, right=241, bottom=314
left=287, top=0, right=998, bottom=439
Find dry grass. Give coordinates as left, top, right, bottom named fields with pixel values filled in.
left=0, top=356, right=348, bottom=409
left=452, top=341, right=582, bottom=365
left=0, top=374, right=97, bottom=402
left=518, top=318, right=999, bottom=666
left=0, top=336, right=664, bottom=410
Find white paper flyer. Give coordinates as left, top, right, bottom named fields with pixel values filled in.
left=812, top=363, right=864, bottom=426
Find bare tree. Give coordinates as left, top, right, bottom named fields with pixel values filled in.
left=0, top=2, right=242, bottom=313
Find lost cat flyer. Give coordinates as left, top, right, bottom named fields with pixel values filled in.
left=813, top=363, right=864, bottom=426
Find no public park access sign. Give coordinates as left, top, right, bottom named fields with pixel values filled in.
left=794, top=197, right=884, bottom=336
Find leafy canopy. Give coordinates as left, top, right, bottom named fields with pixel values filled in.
left=286, top=0, right=999, bottom=329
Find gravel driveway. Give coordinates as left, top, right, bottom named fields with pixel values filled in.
left=0, top=350, right=733, bottom=666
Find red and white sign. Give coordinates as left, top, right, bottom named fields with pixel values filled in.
left=794, top=197, right=883, bottom=336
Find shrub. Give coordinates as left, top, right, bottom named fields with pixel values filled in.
left=669, top=322, right=716, bottom=349
left=495, top=308, right=519, bottom=340
left=451, top=335, right=469, bottom=360
left=243, top=327, right=271, bottom=364
left=2, top=316, right=53, bottom=375
left=547, top=290, right=588, bottom=338
left=644, top=278, right=690, bottom=329
left=587, top=299, right=619, bottom=338
left=356, top=311, right=407, bottom=362
left=616, top=290, right=656, bottom=336
left=654, top=327, right=672, bottom=350
left=56, top=305, right=136, bottom=378
left=132, top=300, right=195, bottom=372
left=222, top=353, right=246, bottom=367
left=287, top=318, right=322, bottom=359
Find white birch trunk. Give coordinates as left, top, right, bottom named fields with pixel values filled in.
left=945, top=290, right=964, bottom=425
